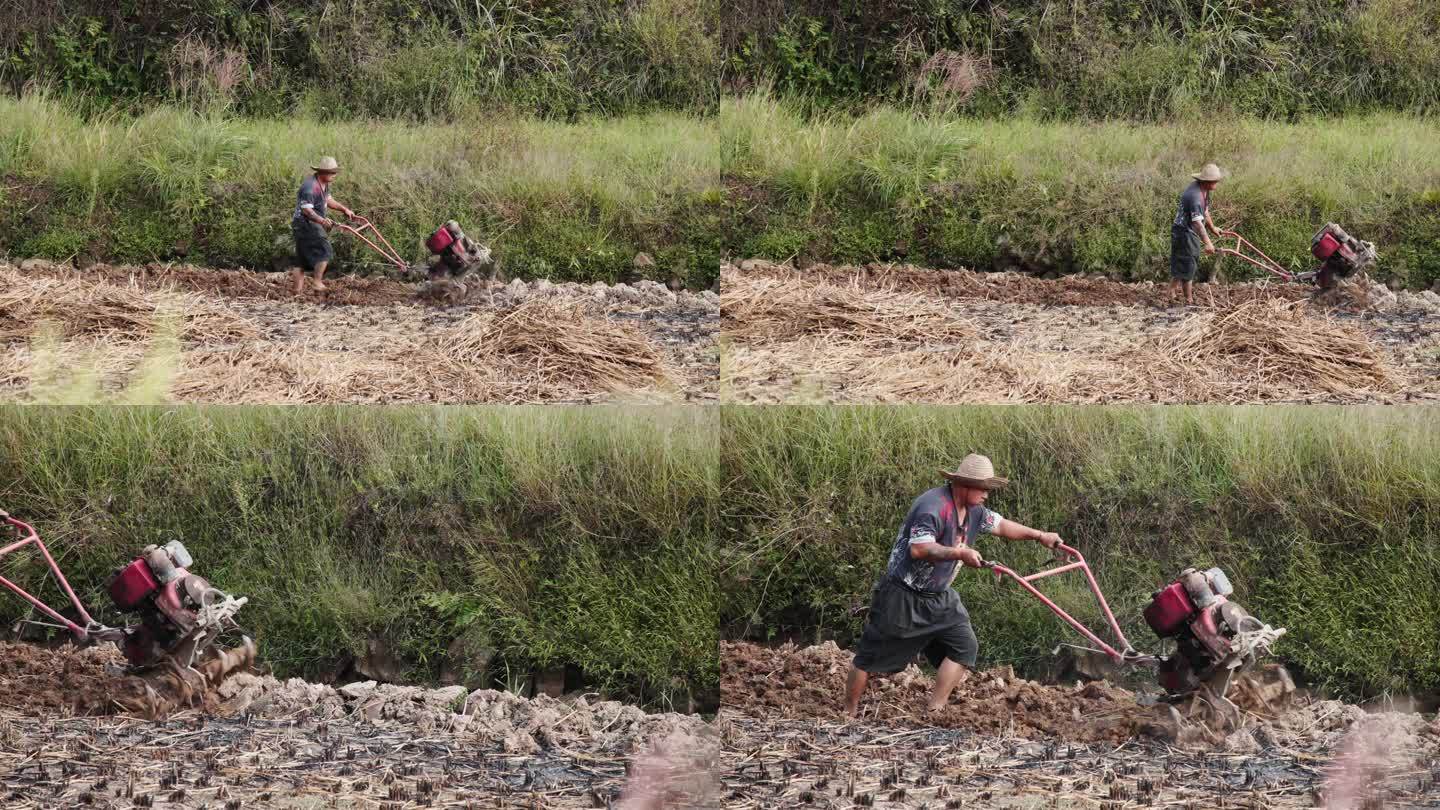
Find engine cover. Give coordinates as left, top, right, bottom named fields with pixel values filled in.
left=1311, top=223, right=1377, bottom=288
left=110, top=558, right=159, bottom=610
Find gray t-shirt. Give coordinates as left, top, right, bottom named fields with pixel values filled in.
left=292, top=175, right=330, bottom=228
left=884, top=486, right=1003, bottom=593
left=1173, top=181, right=1209, bottom=230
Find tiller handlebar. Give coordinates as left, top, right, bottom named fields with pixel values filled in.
left=981, top=543, right=1154, bottom=666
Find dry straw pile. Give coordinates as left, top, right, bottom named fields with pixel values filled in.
left=721, top=265, right=980, bottom=402
left=722, top=262, right=1407, bottom=404
left=722, top=268, right=973, bottom=344
left=1149, top=299, right=1403, bottom=402
left=0, top=266, right=258, bottom=343
left=169, top=299, right=675, bottom=404
left=0, top=266, right=675, bottom=403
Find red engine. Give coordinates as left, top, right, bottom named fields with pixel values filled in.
left=1309, top=223, right=1377, bottom=289
left=425, top=220, right=496, bottom=280
left=1145, top=567, right=1280, bottom=696
left=105, top=541, right=242, bottom=670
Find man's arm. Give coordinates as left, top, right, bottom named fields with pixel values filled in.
left=328, top=198, right=355, bottom=219
left=992, top=518, right=1063, bottom=549
left=1192, top=217, right=1215, bottom=255
left=1204, top=207, right=1222, bottom=237
left=302, top=206, right=331, bottom=228
left=911, top=540, right=983, bottom=568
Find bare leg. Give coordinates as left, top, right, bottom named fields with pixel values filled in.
left=289, top=267, right=304, bottom=295
left=928, top=658, right=970, bottom=712
left=1168, top=279, right=1181, bottom=305
left=844, top=666, right=869, bottom=718
left=1183, top=279, right=1194, bottom=305
left=312, top=259, right=329, bottom=292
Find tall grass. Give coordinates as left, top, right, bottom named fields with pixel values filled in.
left=0, top=0, right=719, bottom=119
left=722, top=92, right=1440, bottom=289
left=0, top=93, right=721, bottom=287
left=720, top=0, right=1440, bottom=119
left=0, top=405, right=720, bottom=708
left=719, top=405, right=1440, bottom=701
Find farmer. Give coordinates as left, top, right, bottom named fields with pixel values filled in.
left=843, top=454, right=1064, bottom=719
left=290, top=156, right=361, bottom=294
left=1169, top=163, right=1225, bottom=305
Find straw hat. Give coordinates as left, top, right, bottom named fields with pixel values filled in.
left=312, top=156, right=340, bottom=174
left=940, top=454, right=1009, bottom=490
left=1191, top=163, right=1224, bottom=182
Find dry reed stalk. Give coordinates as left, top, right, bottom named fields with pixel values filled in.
left=0, top=267, right=259, bottom=343
left=721, top=267, right=975, bottom=344
left=1160, top=299, right=1401, bottom=396
left=0, top=269, right=681, bottom=403
left=171, top=344, right=454, bottom=403
left=442, top=298, right=673, bottom=396
left=723, top=339, right=1159, bottom=404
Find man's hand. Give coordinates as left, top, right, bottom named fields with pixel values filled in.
left=1203, top=242, right=1216, bottom=255
left=956, top=547, right=984, bottom=568
left=322, top=218, right=335, bottom=231
left=1036, top=531, right=1063, bottom=550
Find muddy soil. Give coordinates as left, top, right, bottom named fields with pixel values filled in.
left=2, top=260, right=718, bottom=404
left=0, top=642, right=719, bottom=808
left=725, top=260, right=1440, bottom=405
left=720, top=641, right=1440, bottom=808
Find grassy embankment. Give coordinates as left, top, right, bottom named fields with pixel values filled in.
left=720, top=405, right=1440, bottom=701
left=0, top=93, right=720, bottom=288
left=722, top=92, right=1440, bottom=290
left=0, top=405, right=719, bottom=709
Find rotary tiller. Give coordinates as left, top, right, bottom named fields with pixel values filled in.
left=982, top=544, right=1291, bottom=729
left=419, top=220, right=499, bottom=302
left=0, top=510, right=254, bottom=690
left=334, top=217, right=497, bottom=302
left=1216, top=222, right=1377, bottom=290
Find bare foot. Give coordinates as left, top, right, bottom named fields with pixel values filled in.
left=313, top=280, right=327, bottom=292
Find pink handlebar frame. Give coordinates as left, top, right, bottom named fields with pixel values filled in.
left=1215, top=229, right=1297, bottom=282
left=334, top=218, right=409, bottom=271
left=982, top=543, right=1137, bottom=663
left=0, top=513, right=97, bottom=641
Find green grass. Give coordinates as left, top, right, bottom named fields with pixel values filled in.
left=0, top=405, right=719, bottom=709
left=722, top=91, right=1440, bottom=289
left=1, top=0, right=719, bottom=119
left=0, top=93, right=721, bottom=287
left=719, top=404, right=1440, bottom=701
left=721, top=0, right=1440, bottom=119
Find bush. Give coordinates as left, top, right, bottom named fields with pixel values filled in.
left=719, top=0, right=1440, bottom=119
left=0, top=0, right=720, bottom=119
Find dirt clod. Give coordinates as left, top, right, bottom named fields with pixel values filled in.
left=0, top=641, right=718, bottom=807
left=720, top=641, right=1440, bottom=808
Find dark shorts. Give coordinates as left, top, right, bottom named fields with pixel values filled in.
left=852, top=578, right=977, bottom=674
left=1170, top=225, right=1201, bottom=281
left=292, top=221, right=334, bottom=272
